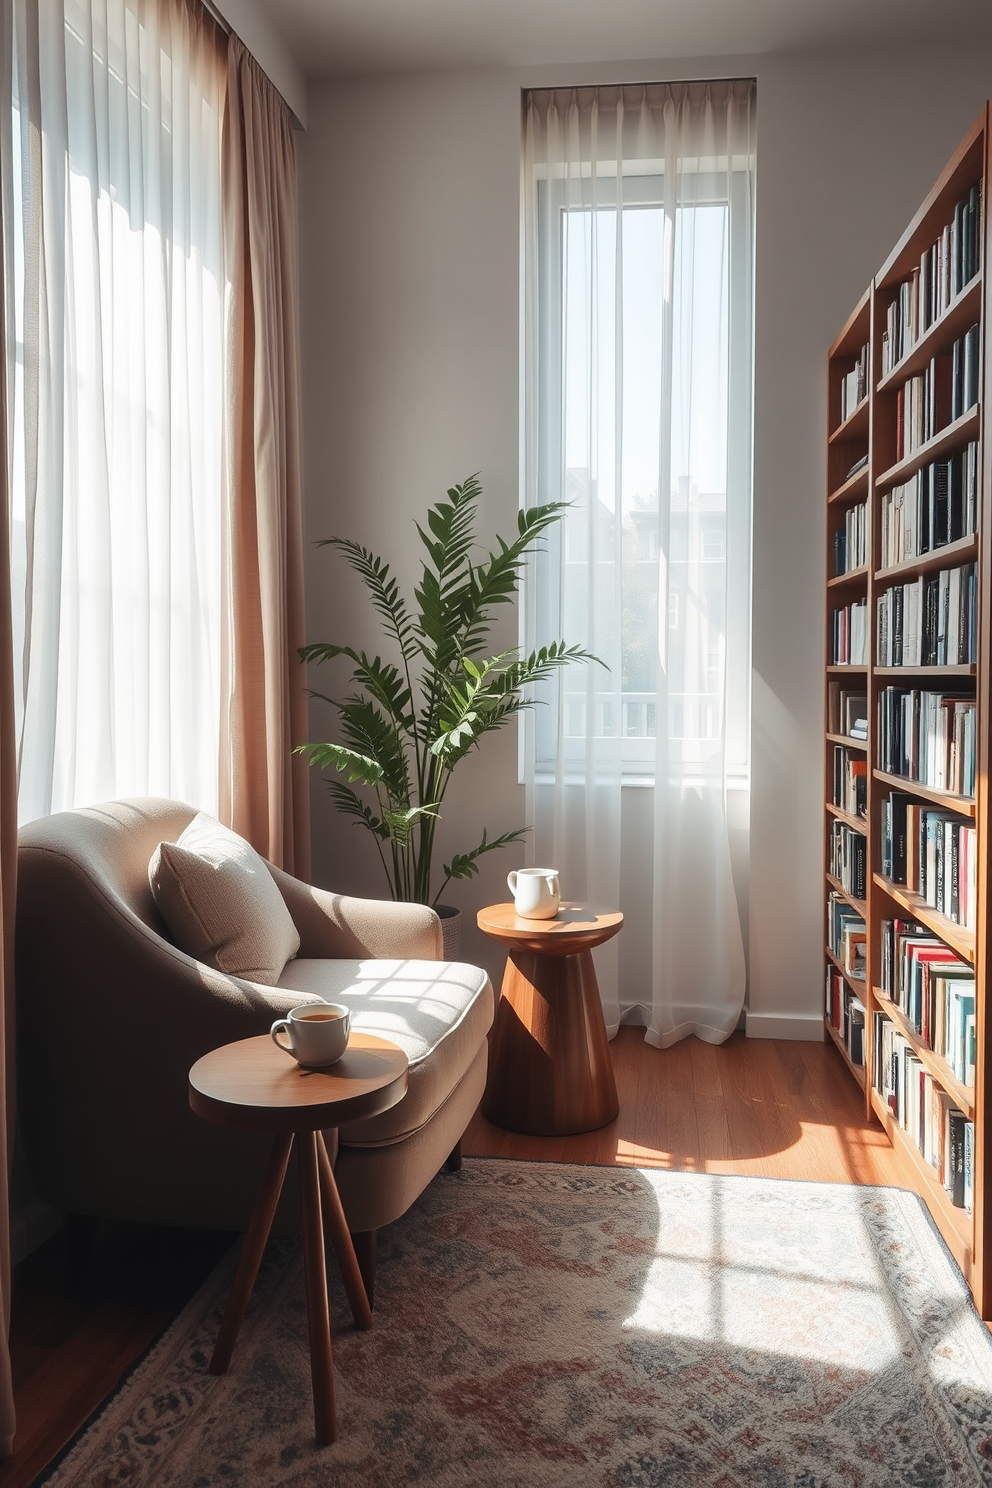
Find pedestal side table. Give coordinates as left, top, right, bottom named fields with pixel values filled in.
left=188, top=1031, right=408, bottom=1446
left=478, top=902, right=623, bottom=1136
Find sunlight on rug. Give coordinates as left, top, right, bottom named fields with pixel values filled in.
left=39, top=1160, right=992, bottom=1486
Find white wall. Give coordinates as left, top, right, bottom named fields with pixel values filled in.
left=297, top=46, right=992, bottom=1015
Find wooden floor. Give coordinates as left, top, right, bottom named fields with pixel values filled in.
left=0, top=1030, right=900, bottom=1486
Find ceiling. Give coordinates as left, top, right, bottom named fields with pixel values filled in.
left=255, top=0, right=992, bottom=80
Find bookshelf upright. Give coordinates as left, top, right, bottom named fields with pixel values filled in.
left=825, top=105, right=991, bottom=1314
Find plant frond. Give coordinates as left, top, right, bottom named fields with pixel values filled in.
left=295, top=741, right=384, bottom=786
left=318, top=538, right=419, bottom=663
left=337, top=698, right=412, bottom=803
left=382, top=803, right=439, bottom=849
left=441, top=826, right=530, bottom=884
left=325, top=780, right=390, bottom=839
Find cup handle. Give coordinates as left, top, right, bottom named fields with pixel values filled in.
left=271, top=1020, right=294, bottom=1055
left=507, top=870, right=518, bottom=896
left=549, top=873, right=560, bottom=899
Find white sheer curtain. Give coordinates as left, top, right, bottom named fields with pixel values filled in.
left=4, top=0, right=226, bottom=824
left=522, top=81, right=755, bottom=1046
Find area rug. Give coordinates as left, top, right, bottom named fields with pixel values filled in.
left=38, top=1160, right=992, bottom=1487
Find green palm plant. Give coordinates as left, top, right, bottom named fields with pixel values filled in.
left=298, top=474, right=592, bottom=905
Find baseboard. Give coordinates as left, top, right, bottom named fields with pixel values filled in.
left=10, top=1199, right=64, bottom=1265
left=745, top=1011, right=825, bottom=1042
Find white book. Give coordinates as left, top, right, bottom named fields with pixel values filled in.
left=948, top=567, right=961, bottom=664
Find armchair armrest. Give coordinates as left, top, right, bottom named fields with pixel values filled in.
left=269, top=867, right=443, bottom=961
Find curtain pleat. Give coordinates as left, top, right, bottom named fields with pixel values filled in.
left=219, top=37, right=310, bottom=877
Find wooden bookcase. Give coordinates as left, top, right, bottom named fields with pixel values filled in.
left=825, top=104, right=992, bottom=1314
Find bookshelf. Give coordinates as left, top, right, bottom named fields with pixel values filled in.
left=824, top=105, right=990, bottom=1310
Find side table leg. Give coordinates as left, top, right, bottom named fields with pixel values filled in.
left=316, top=1134, right=374, bottom=1330
left=298, top=1131, right=337, bottom=1445
left=210, top=1132, right=293, bottom=1375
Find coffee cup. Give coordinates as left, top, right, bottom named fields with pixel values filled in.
left=508, top=867, right=561, bottom=919
left=271, top=1003, right=351, bottom=1068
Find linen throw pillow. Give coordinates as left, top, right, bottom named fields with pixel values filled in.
left=149, top=813, right=300, bottom=985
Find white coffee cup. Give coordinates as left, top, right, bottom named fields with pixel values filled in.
left=508, top=868, right=561, bottom=919
left=271, top=1003, right=351, bottom=1068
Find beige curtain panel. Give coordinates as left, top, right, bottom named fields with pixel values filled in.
left=220, top=36, right=311, bottom=880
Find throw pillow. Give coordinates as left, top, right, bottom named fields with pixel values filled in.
left=149, top=812, right=300, bottom=985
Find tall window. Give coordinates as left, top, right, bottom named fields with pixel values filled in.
left=522, top=82, right=756, bottom=1047
left=4, top=0, right=226, bottom=822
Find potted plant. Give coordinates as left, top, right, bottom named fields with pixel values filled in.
left=298, top=475, right=592, bottom=948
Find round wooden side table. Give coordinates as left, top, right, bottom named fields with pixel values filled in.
left=478, top=902, right=623, bottom=1137
left=188, top=1031, right=408, bottom=1446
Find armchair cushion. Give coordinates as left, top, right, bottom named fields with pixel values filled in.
left=274, top=957, right=492, bottom=1145
left=149, top=811, right=300, bottom=985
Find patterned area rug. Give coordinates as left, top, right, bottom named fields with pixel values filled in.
left=39, top=1160, right=992, bottom=1486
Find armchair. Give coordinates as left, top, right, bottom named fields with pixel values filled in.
left=15, top=798, right=493, bottom=1294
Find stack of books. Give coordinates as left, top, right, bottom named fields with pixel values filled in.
left=879, top=918, right=976, bottom=1084
left=832, top=745, right=867, bottom=817
left=832, top=600, right=868, bottom=664
left=877, top=687, right=976, bottom=796
left=873, top=1013, right=973, bottom=1209
left=875, top=560, right=977, bottom=666
left=829, top=820, right=867, bottom=900
left=828, top=890, right=865, bottom=978
left=880, top=183, right=982, bottom=375
left=830, top=686, right=868, bottom=740
left=880, top=790, right=977, bottom=929
left=825, top=966, right=866, bottom=1066
left=834, top=500, right=868, bottom=576
left=839, top=343, right=868, bottom=424
left=878, top=442, right=979, bottom=566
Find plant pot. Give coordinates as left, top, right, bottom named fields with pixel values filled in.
left=435, top=904, right=461, bottom=961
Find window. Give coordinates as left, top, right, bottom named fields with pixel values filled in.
left=522, top=82, right=755, bottom=783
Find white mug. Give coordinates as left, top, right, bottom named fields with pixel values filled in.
left=508, top=867, right=561, bottom=919
left=271, top=1002, right=351, bottom=1068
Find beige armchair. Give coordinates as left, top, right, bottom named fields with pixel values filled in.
left=15, top=798, right=493, bottom=1296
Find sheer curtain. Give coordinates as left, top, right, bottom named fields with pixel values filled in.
left=4, top=0, right=227, bottom=824
left=522, top=81, right=755, bottom=1046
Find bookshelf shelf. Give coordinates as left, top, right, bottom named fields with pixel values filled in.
left=826, top=110, right=988, bottom=1313
left=826, top=731, right=868, bottom=750
left=828, top=465, right=870, bottom=506
left=826, top=801, right=868, bottom=832
left=873, top=989, right=975, bottom=1120
left=827, top=565, right=869, bottom=590
left=874, top=532, right=979, bottom=582
left=876, top=274, right=983, bottom=394
left=872, top=768, right=976, bottom=817
left=826, top=872, right=867, bottom=918
left=872, top=872, right=975, bottom=963
left=873, top=663, right=976, bottom=677
left=825, top=945, right=864, bottom=990
left=875, top=404, right=981, bottom=491
left=828, top=396, right=870, bottom=445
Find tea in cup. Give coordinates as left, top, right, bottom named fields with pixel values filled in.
left=271, top=1002, right=351, bottom=1067
left=508, top=867, right=561, bottom=919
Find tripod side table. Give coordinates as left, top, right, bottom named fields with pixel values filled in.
left=188, top=1030, right=408, bottom=1446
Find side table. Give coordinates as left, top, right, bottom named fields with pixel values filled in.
left=478, top=902, right=623, bottom=1136
left=188, top=1031, right=408, bottom=1446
